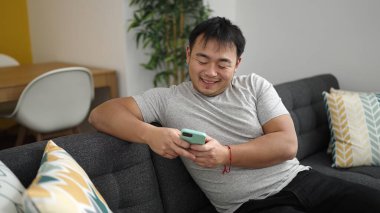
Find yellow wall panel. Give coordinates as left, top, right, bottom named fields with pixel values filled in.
left=0, top=0, right=32, bottom=64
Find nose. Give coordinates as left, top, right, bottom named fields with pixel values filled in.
left=204, top=63, right=217, bottom=77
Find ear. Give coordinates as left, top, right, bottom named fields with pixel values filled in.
left=186, top=46, right=191, bottom=64
left=235, top=57, right=242, bottom=70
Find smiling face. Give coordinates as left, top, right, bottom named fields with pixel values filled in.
left=186, top=35, right=241, bottom=97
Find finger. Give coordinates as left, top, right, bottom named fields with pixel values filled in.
left=205, top=136, right=213, bottom=143
left=175, top=139, right=191, bottom=149
left=190, top=150, right=208, bottom=158
left=193, top=156, right=210, bottom=164
left=163, top=153, right=177, bottom=159
left=194, top=160, right=214, bottom=168
left=158, top=146, right=177, bottom=158
left=188, top=150, right=199, bottom=157
left=166, top=151, right=178, bottom=158
left=174, top=129, right=191, bottom=148
left=172, top=144, right=196, bottom=160
left=190, top=144, right=207, bottom=151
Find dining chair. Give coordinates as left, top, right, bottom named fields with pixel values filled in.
left=0, top=67, right=94, bottom=146
left=0, top=53, right=19, bottom=67
left=0, top=54, right=20, bottom=132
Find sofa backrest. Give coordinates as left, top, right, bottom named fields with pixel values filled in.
left=0, top=132, right=165, bottom=213
left=274, top=74, right=339, bottom=160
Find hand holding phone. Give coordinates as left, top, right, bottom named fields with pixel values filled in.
left=180, top=128, right=206, bottom=145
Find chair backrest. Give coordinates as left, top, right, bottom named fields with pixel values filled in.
left=0, top=53, right=19, bottom=67
left=11, top=67, right=94, bottom=133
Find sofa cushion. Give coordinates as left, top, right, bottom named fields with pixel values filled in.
left=323, top=89, right=380, bottom=168
left=23, top=140, right=112, bottom=212
left=275, top=74, right=339, bottom=160
left=0, top=132, right=165, bottom=213
left=301, top=152, right=380, bottom=191
left=0, top=161, right=25, bottom=213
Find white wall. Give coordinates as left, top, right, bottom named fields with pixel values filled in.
left=28, top=0, right=380, bottom=97
left=206, top=0, right=236, bottom=22
left=124, top=2, right=155, bottom=96
left=233, top=0, right=380, bottom=92
left=27, top=0, right=155, bottom=97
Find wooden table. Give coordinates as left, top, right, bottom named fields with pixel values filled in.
left=0, top=62, right=119, bottom=103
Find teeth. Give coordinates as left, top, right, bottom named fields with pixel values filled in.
left=202, top=79, right=215, bottom=84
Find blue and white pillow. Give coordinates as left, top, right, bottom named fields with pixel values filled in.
left=323, top=88, right=380, bottom=168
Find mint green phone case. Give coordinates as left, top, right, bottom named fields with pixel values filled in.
left=180, top=128, right=206, bottom=145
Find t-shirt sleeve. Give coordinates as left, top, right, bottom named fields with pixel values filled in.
left=251, top=74, right=289, bottom=125
left=132, top=87, right=170, bottom=124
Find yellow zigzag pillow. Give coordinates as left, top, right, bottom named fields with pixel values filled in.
left=23, top=140, right=112, bottom=212
left=323, top=88, right=380, bottom=168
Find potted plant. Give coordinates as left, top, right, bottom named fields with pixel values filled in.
left=128, top=0, right=211, bottom=87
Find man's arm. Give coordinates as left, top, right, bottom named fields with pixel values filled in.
left=190, top=114, right=297, bottom=169
left=229, top=114, right=298, bottom=168
left=88, top=97, right=195, bottom=160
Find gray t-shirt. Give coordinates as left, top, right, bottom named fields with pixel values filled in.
left=133, top=73, right=308, bottom=213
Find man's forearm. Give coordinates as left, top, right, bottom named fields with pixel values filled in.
left=226, top=114, right=298, bottom=168
left=89, top=98, right=196, bottom=160
left=88, top=98, right=154, bottom=144
left=230, top=131, right=297, bottom=169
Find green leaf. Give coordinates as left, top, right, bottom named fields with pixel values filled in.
left=128, top=0, right=210, bottom=87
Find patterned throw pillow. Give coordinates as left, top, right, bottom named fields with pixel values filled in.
left=323, top=88, right=380, bottom=168
left=324, top=88, right=378, bottom=153
left=23, top=140, right=112, bottom=212
left=0, top=161, right=25, bottom=213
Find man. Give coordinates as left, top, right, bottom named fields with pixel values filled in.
left=89, top=17, right=380, bottom=213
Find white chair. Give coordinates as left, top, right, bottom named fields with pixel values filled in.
left=1, top=67, right=94, bottom=146
left=0, top=53, right=19, bottom=67
left=0, top=54, right=20, bottom=130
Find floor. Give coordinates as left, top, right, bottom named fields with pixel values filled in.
left=0, top=88, right=109, bottom=150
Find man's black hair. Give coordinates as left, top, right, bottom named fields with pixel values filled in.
left=188, top=16, right=246, bottom=58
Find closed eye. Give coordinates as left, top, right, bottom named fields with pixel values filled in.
left=197, top=59, right=208, bottom=65
left=218, top=62, right=231, bottom=70
left=194, top=53, right=210, bottom=65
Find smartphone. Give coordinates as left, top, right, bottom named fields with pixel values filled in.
left=180, top=128, right=206, bottom=145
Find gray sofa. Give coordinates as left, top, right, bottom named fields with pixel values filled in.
left=0, top=74, right=379, bottom=213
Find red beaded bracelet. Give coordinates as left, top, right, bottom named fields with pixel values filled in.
left=222, top=145, right=231, bottom=174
